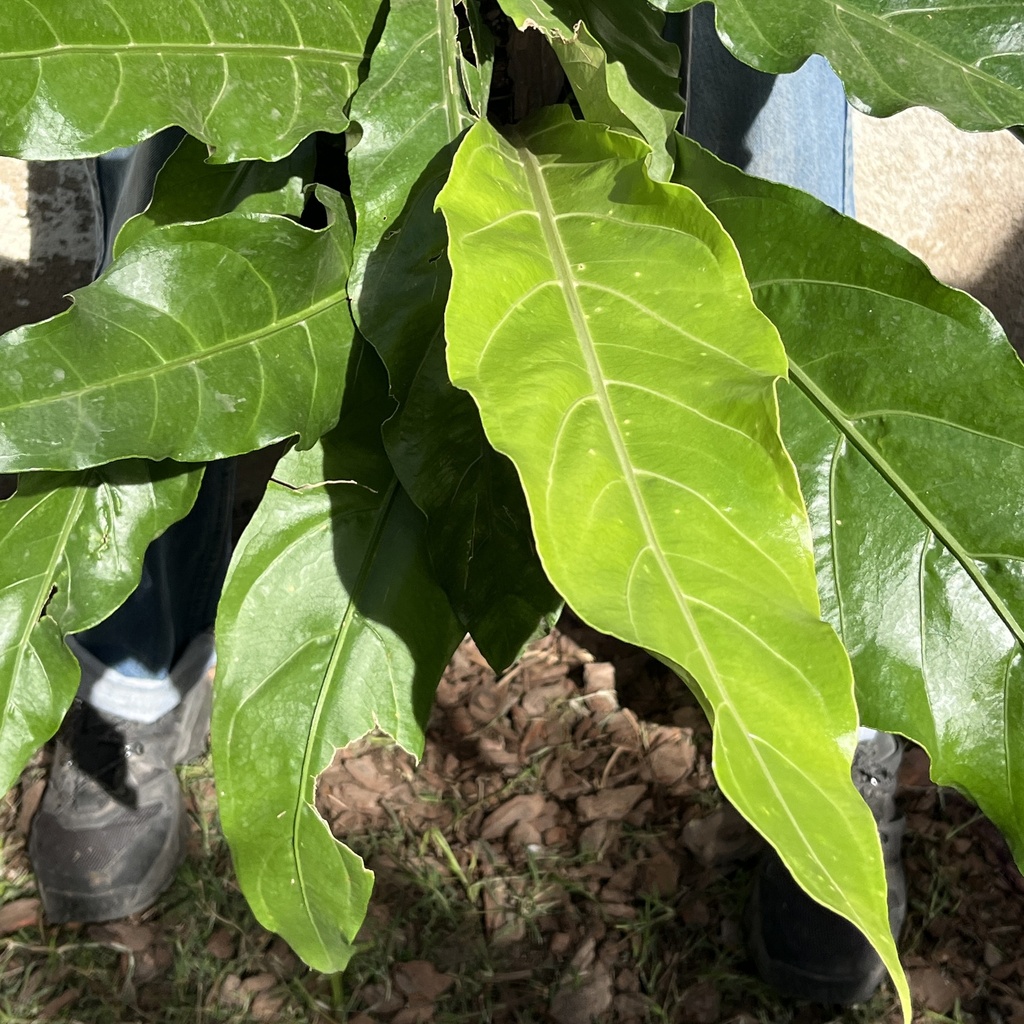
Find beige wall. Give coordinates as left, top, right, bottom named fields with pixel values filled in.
left=853, top=108, right=1024, bottom=348
left=0, top=158, right=96, bottom=332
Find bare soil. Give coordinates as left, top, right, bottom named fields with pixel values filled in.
left=5, top=622, right=1024, bottom=1023
left=318, top=622, right=1024, bottom=1024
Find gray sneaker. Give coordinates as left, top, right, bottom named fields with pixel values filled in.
left=746, top=733, right=907, bottom=1005
left=29, top=667, right=212, bottom=923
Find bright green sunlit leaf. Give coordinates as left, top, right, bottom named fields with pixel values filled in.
left=437, top=108, right=908, bottom=1014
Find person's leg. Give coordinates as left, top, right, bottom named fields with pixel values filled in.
left=680, top=5, right=906, bottom=1005
left=683, top=4, right=854, bottom=215
left=29, top=133, right=235, bottom=922
left=76, top=128, right=233, bottom=704
left=71, top=458, right=233, bottom=724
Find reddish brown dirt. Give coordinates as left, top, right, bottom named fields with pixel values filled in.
left=314, top=624, right=1024, bottom=1023
left=5, top=625, right=1024, bottom=1022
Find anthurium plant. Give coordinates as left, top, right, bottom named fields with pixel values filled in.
left=2, top=2, right=1023, bottom=1014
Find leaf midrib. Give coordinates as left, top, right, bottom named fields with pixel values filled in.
left=291, top=474, right=400, bottom=955
left=513, top=136, right=874, bottom=930
left=0, top=290, right=345, bottom=417
left=516, top=143, right=717, bottom=684
left=3, top=42, right=362, bottom=61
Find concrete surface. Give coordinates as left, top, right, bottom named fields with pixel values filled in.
left=853, top=108, right=1024, bottom=346
left=0, top=157, right=97, bottom=333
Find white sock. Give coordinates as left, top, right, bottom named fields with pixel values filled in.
left=68, top=632, right=215, bottom=724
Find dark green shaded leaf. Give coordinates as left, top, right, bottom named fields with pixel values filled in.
left=654, top=0, right=1024, bottom=131
left=114, top=134, right=316, bottom=257
left=498, top=0, right=683, bottom=179
left=212, top=341, right=463, bottom=972
left=348, top=0, right=473, bottom=298
left=438, top=109, right=907, bottom=1012
left=458, top=0, right=495, bottom=117
left=781, top=385, right=1024, bottom=861
left=0, top=0, right=384, bottom=161
left=674, top=136, right=1024, bottom=864
left=349, top=0, right=559, bottom=668
left=0, top=192, right=354, bottom=472
left=0, top=462, right=201, bottom=794
left=386, top=329, right=561, bottom=666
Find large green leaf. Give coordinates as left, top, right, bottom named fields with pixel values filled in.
left=0, top=190, right=354, bottom=472
left=212, top=340, right=464, bottom=972
left=498, top=0, right=683, bottom=179
left=437, top=108, right=908, bottom=1013
left=349, top=0, right=559, bottom=668
left=0, top=462, right=201, bottom=795
left=0, top=0, right=383, bottom=161
left=655, top=0, right=1024, bottom=131
left=114, top=134, right=316, bottom=258
left=782, top=386, right=1024, bottom=857
left=674, top=136, right=1024, bottom=863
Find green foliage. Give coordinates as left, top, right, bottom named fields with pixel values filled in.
left=652, top=0, right=1024, bottom=131
left=0, top=0, right=379, bottom=160
left=674, top=139, right=1024, bottom=863
left=438, top=108, right=900, bottom=994
left=347, top=0, right=559, bottom=669
left=113, top=134, right=316, bottom=257
left=213, top=339, right=464, bottom=971
left=496, top=0, right=684, bottom=179
left=1, top=0, right=1022, bottom=1014
left=0, top=194, right=355, bottom=470
left=0, top=463, right=202, bottom=795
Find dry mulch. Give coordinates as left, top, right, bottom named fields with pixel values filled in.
left=322, top=627, right=730, bottom=1023
left=4, top=622, right=1024, bottom=1022
left=319, top=622, right=1024, bottom=1023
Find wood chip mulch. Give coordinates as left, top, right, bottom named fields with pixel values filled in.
left=318, top=627, right=755, bottom=1024
left=6, top=624, right=1024, bottom=1023
left=317, top=624, right=1024, bottom=1024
